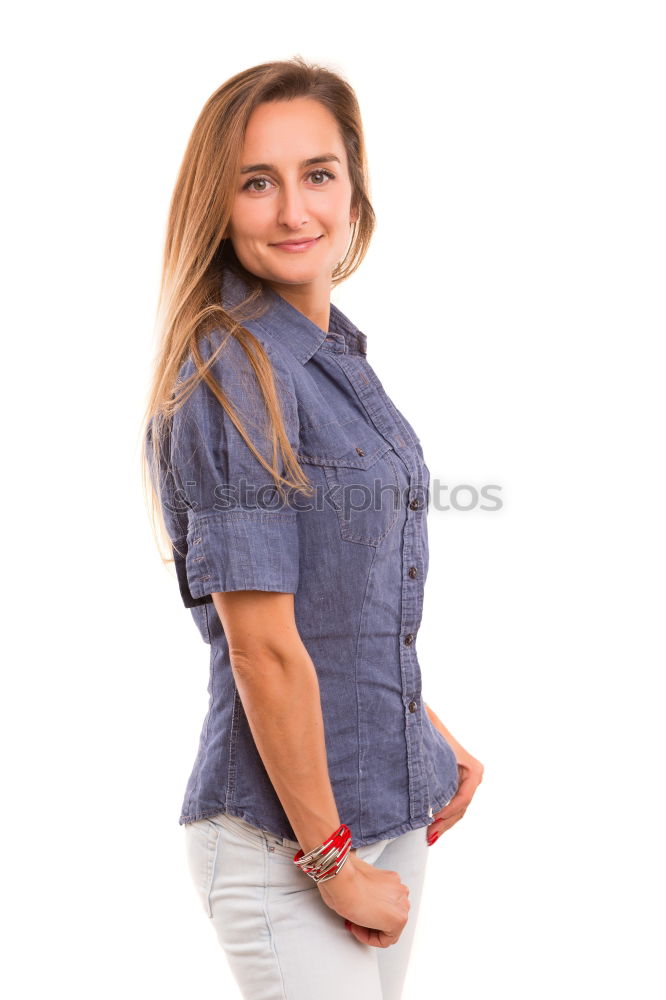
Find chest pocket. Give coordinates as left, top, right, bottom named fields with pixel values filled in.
left=297, top=420, right=403, bottom=546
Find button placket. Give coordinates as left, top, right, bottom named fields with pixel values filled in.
left=326, top=352, right=431, bottom=820
left=401, top=470, right=430, bottom=818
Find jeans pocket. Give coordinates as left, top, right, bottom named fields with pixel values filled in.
left=207, top=811, right=307, bottom=870
left=184, top=818, right=221, bottom=918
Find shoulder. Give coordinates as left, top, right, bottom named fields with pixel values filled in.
left=171, top=326, right=300, bottom=452
left=177, top=326, right=298, bottom=401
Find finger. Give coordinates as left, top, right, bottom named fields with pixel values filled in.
left=348, top=922, right=399, bottom=949
left=349, top=923, right=381, bottom=948
left=435, top=812, right=466, bottom=834
left=434, top=775, right=472, bottom=813
left=433, top=788, right=473, bottom=820
left=427, top=803, right=462, bottom=833
left=437, top=799, right=470, bottom=821
left=436, top=801, right=468, bottom=822
left=427, top=807, right=467, bottom=838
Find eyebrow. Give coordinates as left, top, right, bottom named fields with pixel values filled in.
left=240, top=154, right=341, bottom=175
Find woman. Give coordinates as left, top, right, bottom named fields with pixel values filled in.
left=143, top=57, right=483, bottom=999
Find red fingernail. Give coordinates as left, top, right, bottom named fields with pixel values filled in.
left=427, top=832, right=440, bottom=846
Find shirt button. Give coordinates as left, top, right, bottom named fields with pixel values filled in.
left=355, top=446, right=365, bottom=456
left=409, top=498, right=420, bottom=510
left=408, top=700, right=418, bottom=713
left=408, top=566, right=418, bottom=578
left=404, top=633, right=415, bottom=645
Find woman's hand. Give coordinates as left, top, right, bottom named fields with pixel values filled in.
left=424, top=702, right=484, bottom=845
left=426, top=746, right=484, bottom=843
left=317, top=852, right=411, bottom=948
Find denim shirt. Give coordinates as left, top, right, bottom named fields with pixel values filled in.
left=146, top=268, right=459, bottom=848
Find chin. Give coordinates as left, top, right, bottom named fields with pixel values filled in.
left=269, top=263, right=323, bottom=282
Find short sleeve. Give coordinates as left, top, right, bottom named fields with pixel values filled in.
left=154, top=331, right=302, bottom=605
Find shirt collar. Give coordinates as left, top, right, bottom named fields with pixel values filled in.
left=220, top=268, right=367, bottom=365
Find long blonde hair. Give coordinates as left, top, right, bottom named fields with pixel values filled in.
left=140, top=56, right=376, bottom=566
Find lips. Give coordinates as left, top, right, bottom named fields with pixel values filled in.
left=271, top=235, right=323, bottom=249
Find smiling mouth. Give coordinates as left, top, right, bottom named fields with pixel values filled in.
left=271, top=235, right=323, bottom=247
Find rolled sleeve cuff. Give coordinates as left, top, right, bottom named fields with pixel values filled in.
left=181, top=510, right=300, bottom=602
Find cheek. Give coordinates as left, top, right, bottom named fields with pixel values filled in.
left=315, top=194, right=344, bottom=228
left=326, top=185, right=355, bottom=228
left=230, top=200, right=269, bottom=238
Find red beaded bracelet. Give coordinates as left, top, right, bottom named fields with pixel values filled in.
left=293, top=823, right=353, bottom=884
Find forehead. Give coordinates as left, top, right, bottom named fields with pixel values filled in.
left=242, top=98, right=346, bottom=164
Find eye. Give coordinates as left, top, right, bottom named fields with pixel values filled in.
left=309, top=168, right=336, bottom=185
left=241, top=168, right=336, bottom=192
left=242, top=175, right=273, bottom=193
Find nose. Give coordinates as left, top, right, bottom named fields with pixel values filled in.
left=276, top=179, right=309, bottom=231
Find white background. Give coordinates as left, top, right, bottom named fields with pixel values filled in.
left=3, top=1, right=664, bottom=997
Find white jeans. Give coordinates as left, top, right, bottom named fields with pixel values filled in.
left=184, top=810, right=430, bottom=1000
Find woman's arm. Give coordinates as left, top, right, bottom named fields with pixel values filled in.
left=424, top=701, right=473, bottom=760
left=212, top=589, right=342, bottom=856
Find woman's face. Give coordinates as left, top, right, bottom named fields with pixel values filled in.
left=227, top=97, right=359, bottom=295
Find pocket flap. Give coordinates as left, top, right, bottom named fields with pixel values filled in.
left=297, top=438, right=393, bottom=470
